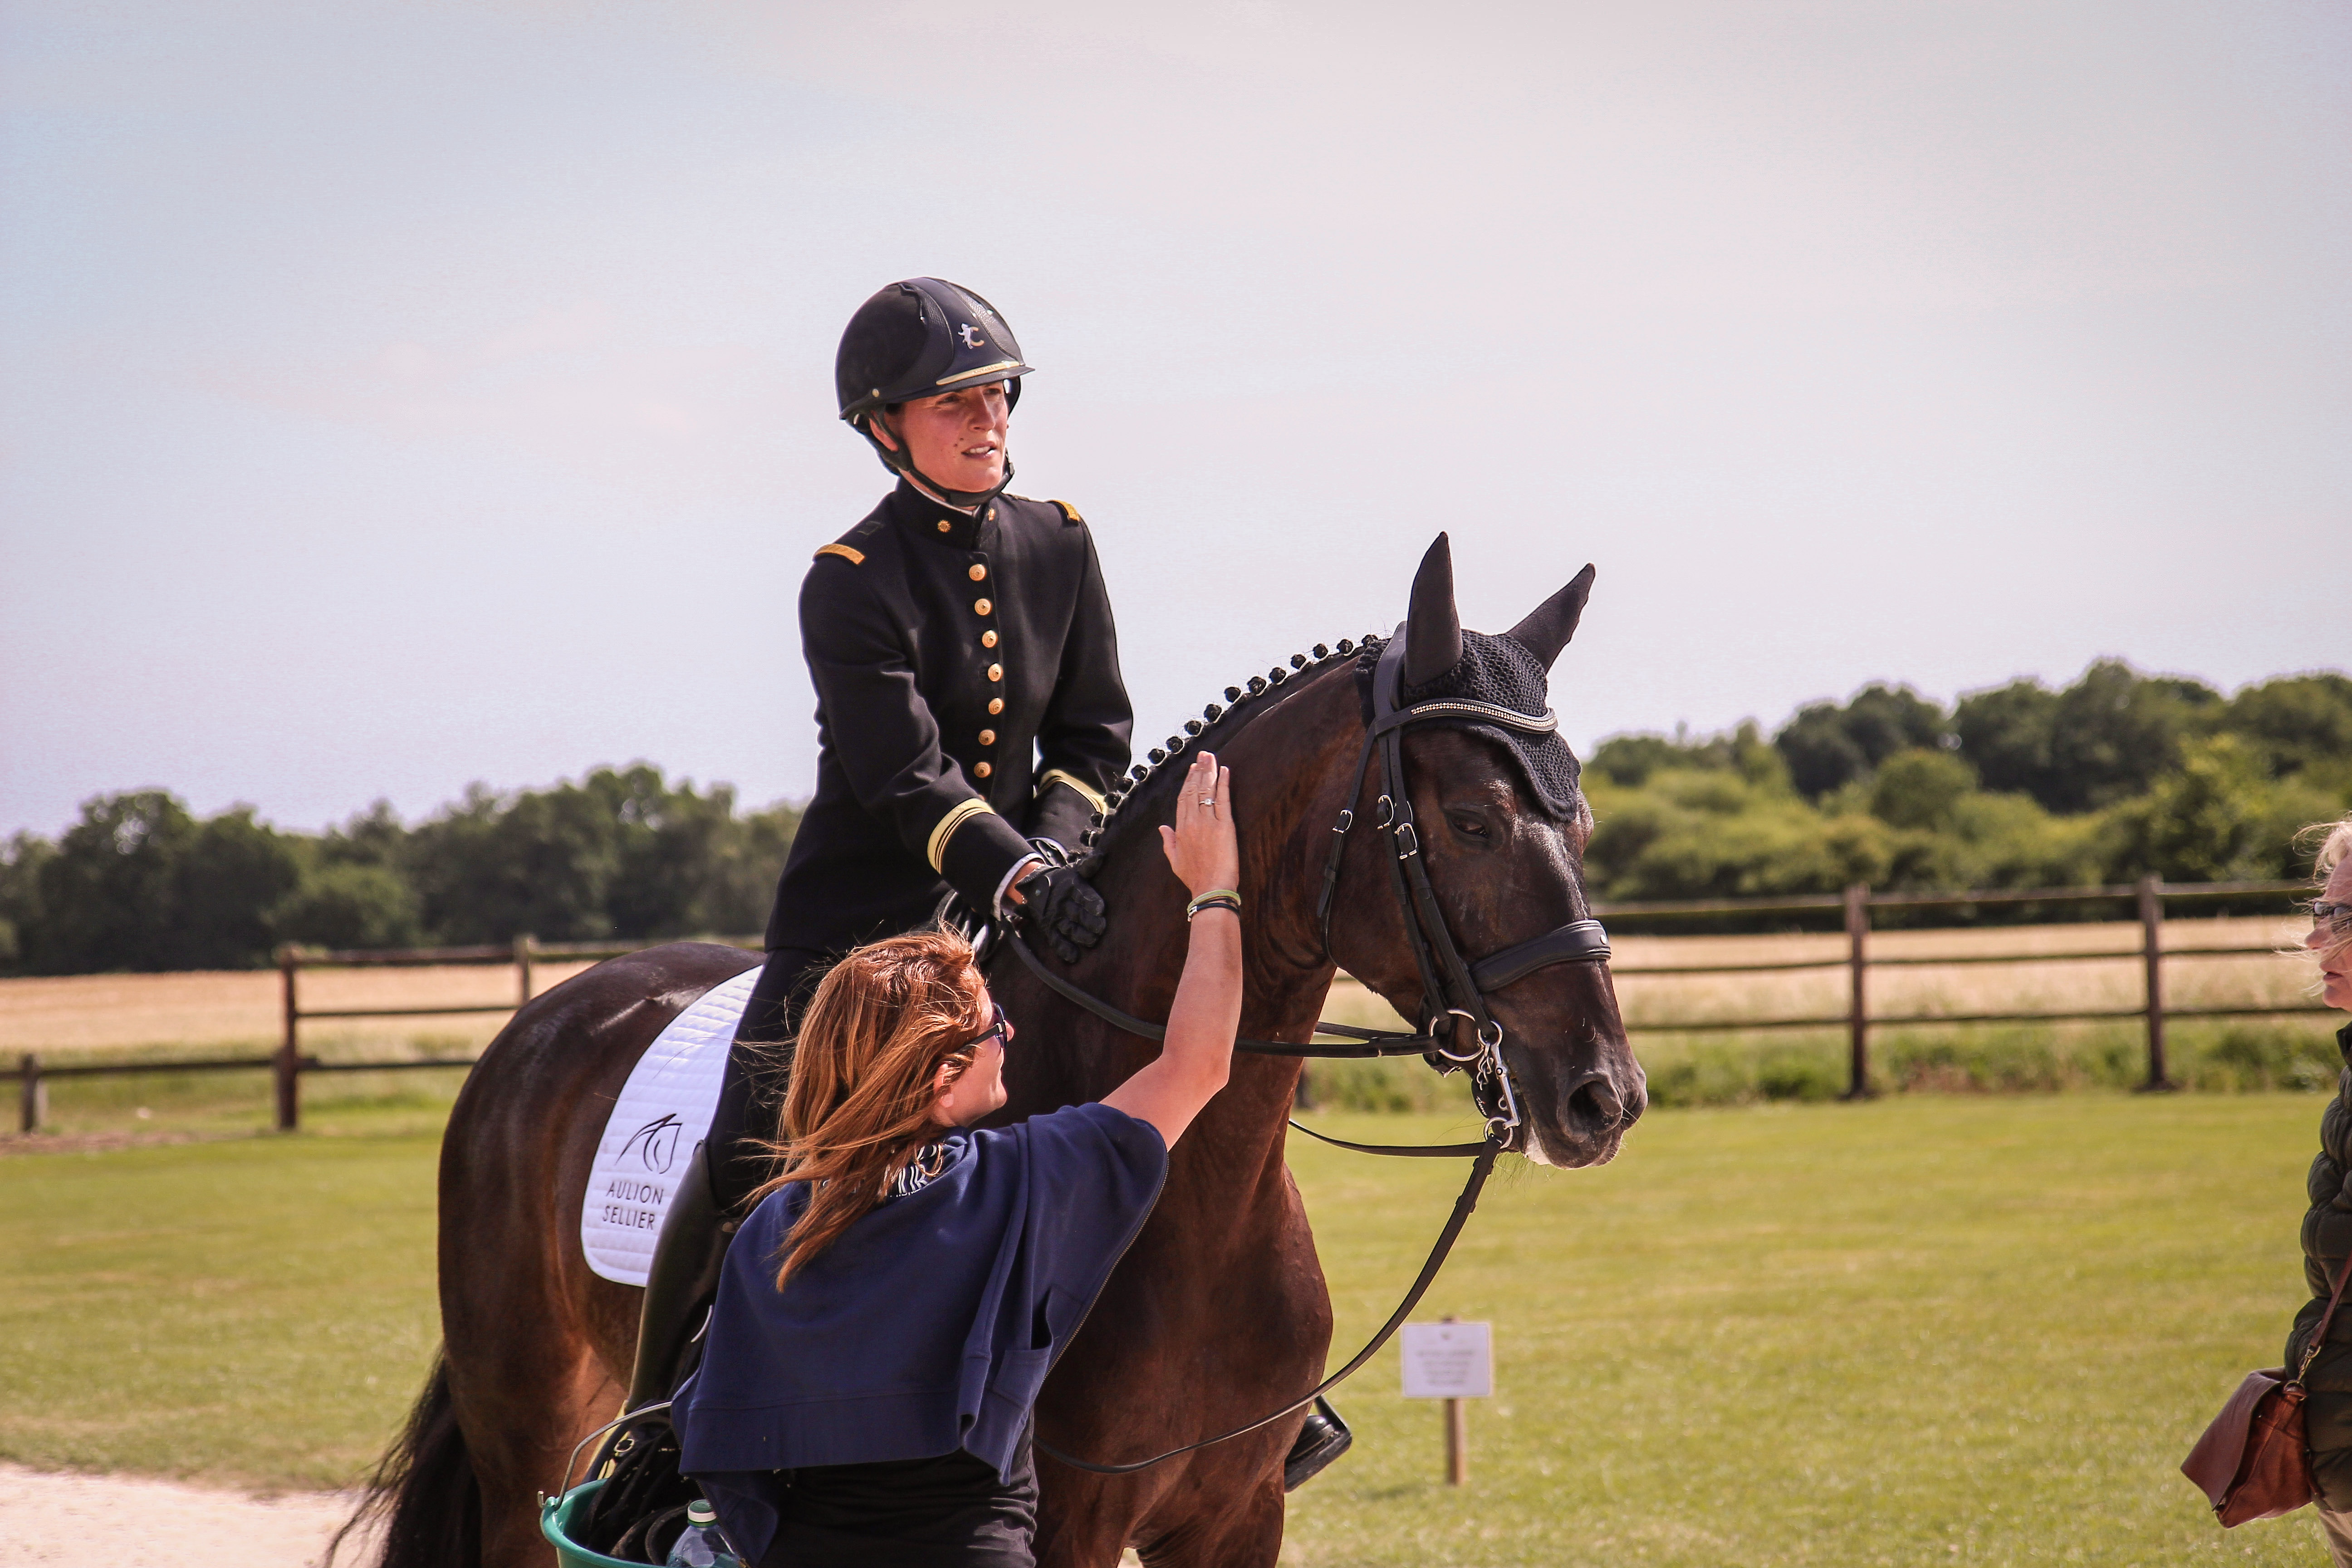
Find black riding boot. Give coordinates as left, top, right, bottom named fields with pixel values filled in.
left=618, top=946, right=826, bottom=1412
left=625, top=1140, right=737, bottom=1411
left=1284, top=1397, right=1352, bottom=1490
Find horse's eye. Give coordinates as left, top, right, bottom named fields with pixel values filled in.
left=1449, top=815, right=1488, bottom=839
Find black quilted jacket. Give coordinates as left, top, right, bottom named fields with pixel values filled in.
left=2287, top=1019, right=2352, bottom=1505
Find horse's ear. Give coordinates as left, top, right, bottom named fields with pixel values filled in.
left=1402, top=533, right=1463, bottom=687
left=1507, top=564, right=1596, bottom=672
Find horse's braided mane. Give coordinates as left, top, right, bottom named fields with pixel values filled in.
left=1075, top=632, right=1390, bottom=875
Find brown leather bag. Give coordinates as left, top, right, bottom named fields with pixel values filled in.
left=2183, top=1251, right=2352, bottom=1526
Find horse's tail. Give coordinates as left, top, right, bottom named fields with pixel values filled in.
left=328, top=1348, right=481, bottom=1568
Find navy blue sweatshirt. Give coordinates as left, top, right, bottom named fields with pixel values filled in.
left=675, top=1102, right=1168, bottom=1562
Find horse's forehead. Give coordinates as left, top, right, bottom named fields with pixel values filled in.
left=1415, top=727, right=1582, bottom=808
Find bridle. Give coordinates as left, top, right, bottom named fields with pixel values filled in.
left=991, top=628, right=1619, bottom=1475
left=1310, top=630, right=1612, bottom=1144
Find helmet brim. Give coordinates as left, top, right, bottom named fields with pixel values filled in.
left=843, top=364, right=1032, bottom=421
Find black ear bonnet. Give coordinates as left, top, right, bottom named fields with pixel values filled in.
left=1368, top=630, right=1583, bottom=818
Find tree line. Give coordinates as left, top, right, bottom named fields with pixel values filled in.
left=0, top=766, right=799, bottom=976
left=1583, top=662, right=2352, bottom=904
left=2, top=662, right=2347, bottom=975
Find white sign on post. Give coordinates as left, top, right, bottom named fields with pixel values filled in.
left=1400, top=1320, right=1493, bottom=1399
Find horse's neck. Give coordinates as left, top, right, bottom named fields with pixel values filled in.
left=1049, top=668, right=1364, bottom=1154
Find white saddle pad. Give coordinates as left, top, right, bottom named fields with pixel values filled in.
left=579, top=965, right=760, bottom=1287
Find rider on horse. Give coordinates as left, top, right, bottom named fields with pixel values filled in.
left=711, top=277, right=1131, bottom=1217
left=627, top=278, right=1347, bottom=1480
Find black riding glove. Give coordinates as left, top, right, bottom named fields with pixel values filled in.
left=1016, top=860, right=1107, bottom=964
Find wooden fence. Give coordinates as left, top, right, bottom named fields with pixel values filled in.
left=7, top=934, right=759, bottom=1134
left=5, top=876, right=2333, bottom=1133
left=1599, top=875, right=2326, bottom=1098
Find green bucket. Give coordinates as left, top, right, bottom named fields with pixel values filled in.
left=539, top=1479, right=643, bottom=1568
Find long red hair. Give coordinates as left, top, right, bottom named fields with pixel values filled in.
left=753, top=927, right=992, bottom=1292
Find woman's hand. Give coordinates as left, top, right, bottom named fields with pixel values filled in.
left=1111, top=749, right=1243, bottom=1148
left=1159, top=751, right=1238, bottom=898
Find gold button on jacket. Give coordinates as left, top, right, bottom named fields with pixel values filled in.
left=778, top=479, right=1132, bottom=956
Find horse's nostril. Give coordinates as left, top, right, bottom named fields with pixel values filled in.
left=1565, top=1075, right=1622, bottom=1132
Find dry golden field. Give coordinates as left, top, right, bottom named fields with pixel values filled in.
left=1, top=915, right=2334, bottom=1136
left=0, top=915, right=2322, bottom=1062
left=1318, top=911, right=2321, bottom=1027
left=0, top=960, right=604, bottom=1060
left=1606, top=911, right=2321, bottom=1027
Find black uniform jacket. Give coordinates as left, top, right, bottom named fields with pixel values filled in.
left=764, top=480, right=1133, bottom=956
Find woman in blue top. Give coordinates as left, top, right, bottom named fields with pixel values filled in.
left=677, top=749, right=1244, bottom=1567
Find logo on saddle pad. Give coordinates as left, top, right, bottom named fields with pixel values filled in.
left=621, top=1112, right=683, bottom=1174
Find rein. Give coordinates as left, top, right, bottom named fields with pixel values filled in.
left=1037, top=1141, right=1499, bottom=1476
left=995, top=629, right=1616, bottom=1475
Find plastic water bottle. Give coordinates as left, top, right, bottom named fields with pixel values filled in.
left=665, top=1499, right=740, bottom=1568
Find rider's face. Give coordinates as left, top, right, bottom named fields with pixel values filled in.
left=875, top=383, right=1009, bottom=498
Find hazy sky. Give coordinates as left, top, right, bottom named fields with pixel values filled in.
left=4, top=0, right=2347, bottom=838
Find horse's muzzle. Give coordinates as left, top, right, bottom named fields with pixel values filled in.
left=1522, top=1061, right=1644, bottom=1167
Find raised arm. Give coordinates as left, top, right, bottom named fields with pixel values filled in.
left=1102, top=751, right=1241, bottom=1148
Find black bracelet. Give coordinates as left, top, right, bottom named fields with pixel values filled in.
left=1186, top=894, right=1242, bottom=923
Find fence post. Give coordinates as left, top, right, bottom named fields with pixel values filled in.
left=275, top=944, right=301, bottom=1131
left=1843, top=883, right=1872, bottom=1099
left=19, top=1053, right=43, bottom=1135
left=516, top=934, right=535, bottom=1008
left=2138, top=875, right=2176, bottom=1092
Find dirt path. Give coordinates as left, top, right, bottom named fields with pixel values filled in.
left=0, top=1466, right=1152, bottom=1564
left=0, top=1464, right=368, bottom=1566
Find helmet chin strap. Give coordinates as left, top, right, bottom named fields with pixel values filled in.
left=858, top=417, right=1015, bottom=512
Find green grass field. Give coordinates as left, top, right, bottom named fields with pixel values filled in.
left=0, top=1093, right=2335, bottom=1563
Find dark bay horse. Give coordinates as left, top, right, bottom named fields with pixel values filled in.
left=351, top=536, right=1643, bottom=1567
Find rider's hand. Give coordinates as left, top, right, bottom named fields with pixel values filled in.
left=1015, top=862, right=1107, bottom=964
left=1159, top=752, right=1238, bottom=899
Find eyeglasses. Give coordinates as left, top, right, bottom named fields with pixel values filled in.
left=964, top=1004, right=1015, bottom=1054
left=2316, top=902, right=2352, bottom=942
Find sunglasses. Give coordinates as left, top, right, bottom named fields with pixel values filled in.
left=964, top=1004, right=1015, bottom=1054
left=2316, top=902, right=2352, bottom=941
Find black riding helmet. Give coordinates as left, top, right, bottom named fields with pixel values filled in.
left=837, top=278, right=1034, bottom=510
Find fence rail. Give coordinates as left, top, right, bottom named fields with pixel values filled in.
left=6, top=876, right=2333, bottom=1132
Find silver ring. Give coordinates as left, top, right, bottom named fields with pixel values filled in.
left=1199, top=796, right=1215, bottom=807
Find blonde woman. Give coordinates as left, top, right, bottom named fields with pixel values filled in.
left=2288, top=812, right=2352, bottom=1560
left=674, top=751, right=1241, bottom=1568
